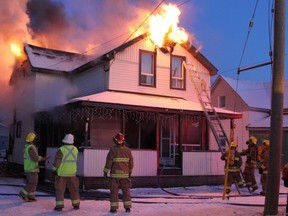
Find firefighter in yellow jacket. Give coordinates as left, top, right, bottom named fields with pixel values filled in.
left=221, top=141, right=244, bottom=194
left=52, top=134, right=80, bottom=211
left=103, top=133, right=134, bottom=213
left=19, top=132, right=50, bottom=202
left=240, top=136, right=258, bottom=192
left=258, top=139, right=270, bottom=196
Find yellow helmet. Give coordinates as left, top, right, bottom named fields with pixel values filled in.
left=249, top=136, right=257, bottom=145
left=26, top=132, right=36, bottom=143
left=230, top=141, right=237, bottom=148
left=263, top=139, right=270, bottom=146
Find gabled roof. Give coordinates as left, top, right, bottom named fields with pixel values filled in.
left=73, top=33, right=218, bottom=75
left=24, top=43, right=88, bottom=73
left=212, top=75, right=272, bottom=109
left=24, top=33, right=218, bottom=76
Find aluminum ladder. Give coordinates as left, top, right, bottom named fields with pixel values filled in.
left=182, top=61, right=229, bottom=153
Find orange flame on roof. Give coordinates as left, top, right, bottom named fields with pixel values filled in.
left=10, top=43, right=23, bottom=58
left=148, top=4, right=188, bottom=49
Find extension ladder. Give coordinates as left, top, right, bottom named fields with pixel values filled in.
left=182, top=61, right=229, bottom=153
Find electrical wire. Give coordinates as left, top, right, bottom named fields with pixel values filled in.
left=108, top=0, right=165, bottom=68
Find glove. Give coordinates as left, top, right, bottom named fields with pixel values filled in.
left=284, top=179, right=288, bottom=188
left=42, top=156, right=51, bottom=162
left=103, top=172, right=108, bottom=178
left=258, top=168, right=263, bottom=174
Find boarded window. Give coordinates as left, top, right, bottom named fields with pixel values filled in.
left=219, top=96, right=226, bottom=108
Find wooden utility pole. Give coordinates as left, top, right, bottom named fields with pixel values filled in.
left=264, top=0, right=286, bottom=215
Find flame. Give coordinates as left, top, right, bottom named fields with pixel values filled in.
left=10, top=43, right=23, bottom=57
left=148, top=4, right=188, bottom=48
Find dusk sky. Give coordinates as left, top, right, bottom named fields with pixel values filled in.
left=175, top=0, right=287, bottom=82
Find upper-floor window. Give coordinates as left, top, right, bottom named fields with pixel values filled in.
left=171, top=55, right=186, bottom=89
left=218, top=96, right=226, bottom=108
left=139, top=50, right=156, bottom=87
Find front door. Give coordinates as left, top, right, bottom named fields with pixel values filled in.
left=160, top=121, right=179, bottom=167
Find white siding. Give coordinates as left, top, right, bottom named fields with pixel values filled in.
left=183, top=151, right=224, bottom=175
left=109, top=37, right=210, bottom=103
left=35, top=73, right=76, bottom=111
left=47, top=148, right=157, bottom=177
left=74, top=65, right=108, bottom=97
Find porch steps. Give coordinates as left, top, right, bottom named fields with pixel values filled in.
left=183, top=61, right=229, bottom=153
left=158, top=167, right=182, bottom=175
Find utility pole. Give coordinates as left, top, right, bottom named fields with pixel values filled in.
left=264, top=0, right=286, bottom=215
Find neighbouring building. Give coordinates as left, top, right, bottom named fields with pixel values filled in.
left=211, top=75, right=288, bottom=165
left=8, top=33, right=241, bottom=189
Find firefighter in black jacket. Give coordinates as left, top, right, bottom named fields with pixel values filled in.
left=103, top=133, right=134, bottom=213
left=221, top=141, right=244, bottom=194
left=258, top=139, right=270, bottom=196
left=241, top=136, right=258, bottom=192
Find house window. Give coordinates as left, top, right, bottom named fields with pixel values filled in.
left=171, top=55, right=186, bottom=89
left=219, top=96, right=226, bottom=108
left=125, top=119, right=156, bottom=150
left=139, top=50, right=156, bottom=86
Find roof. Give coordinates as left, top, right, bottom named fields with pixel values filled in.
left=72, top=33, right=218, bottom=75
left=213, top=75, right=273, bottom=109
left=24, top=44, right=88, bottom=72
left=69, top=91, right=241, bottom=118
left=24, top=33, right=218, bottom=76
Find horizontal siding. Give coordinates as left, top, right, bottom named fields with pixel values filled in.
left=35, top=73, right=74, bottom=110
left=80, top=149, right=157, bottom=177
left=74, top=65, right=107, bottom=97
left=109, top=37, right=211, bottom=103
left=183, top=151, right=224, bottom=175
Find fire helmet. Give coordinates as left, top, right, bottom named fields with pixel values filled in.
left=26, top=132, right=36, bottom=143
left=230, top=141, right=237, bottom=148
left=62, top=134, right=74, bottom=144
left=263, top=139, right=270, bottom=146
left=114, top=133, right=125, bottom=145
left=249, top=136, right=257, bottom=145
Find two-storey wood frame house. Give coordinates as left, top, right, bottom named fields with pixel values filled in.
left=9, top=34, right=241, bottom=189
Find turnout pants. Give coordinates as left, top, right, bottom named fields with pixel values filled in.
left=243, top=163, right=257, bottom=189
left=54, top=176, right=80, bottom=209
left=110, top=178, right=132, bottom=211
left=20, top=172, right=38, bottom=199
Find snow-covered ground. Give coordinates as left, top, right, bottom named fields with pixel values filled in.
left=0, top=176, right=287, bottom=216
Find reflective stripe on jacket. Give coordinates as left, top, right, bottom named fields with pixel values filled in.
left=24, top=144, right=39, bottom=173
left=56, top=145, right=78, bottom=176
left=104, top=145, right=134, bottom=178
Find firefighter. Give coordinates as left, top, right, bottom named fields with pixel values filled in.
left=240, top=136, right=258, bottom=192
left=52, top=134, right=80, bottom=211
left=221, top=141, right=244, bottom=194
left=19, top=132, right=50, bottom=202
left=103, top=133, right=134, bottom=213
left=282, top=161, right=288, bottom=214
left=258, top=139, right=270, bottom=196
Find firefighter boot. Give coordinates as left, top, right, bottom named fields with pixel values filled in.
left=125, top=208, right=131, bottom=213
left=110, top=209, right=117, bottom=213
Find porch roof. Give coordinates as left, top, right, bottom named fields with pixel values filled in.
left=69, top=91, right=242, bottom=118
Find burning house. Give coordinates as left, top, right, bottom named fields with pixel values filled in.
left=7, top=3, right=241, bottom=189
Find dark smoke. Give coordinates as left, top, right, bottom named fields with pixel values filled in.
left=26, top=0, right=69, bottom=37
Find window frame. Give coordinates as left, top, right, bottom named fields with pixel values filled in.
left=139, top=50, right=156, bottom=87
left=218, top=95, right=226, bottom=108
left=170, top=55, right=186, bottom=90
